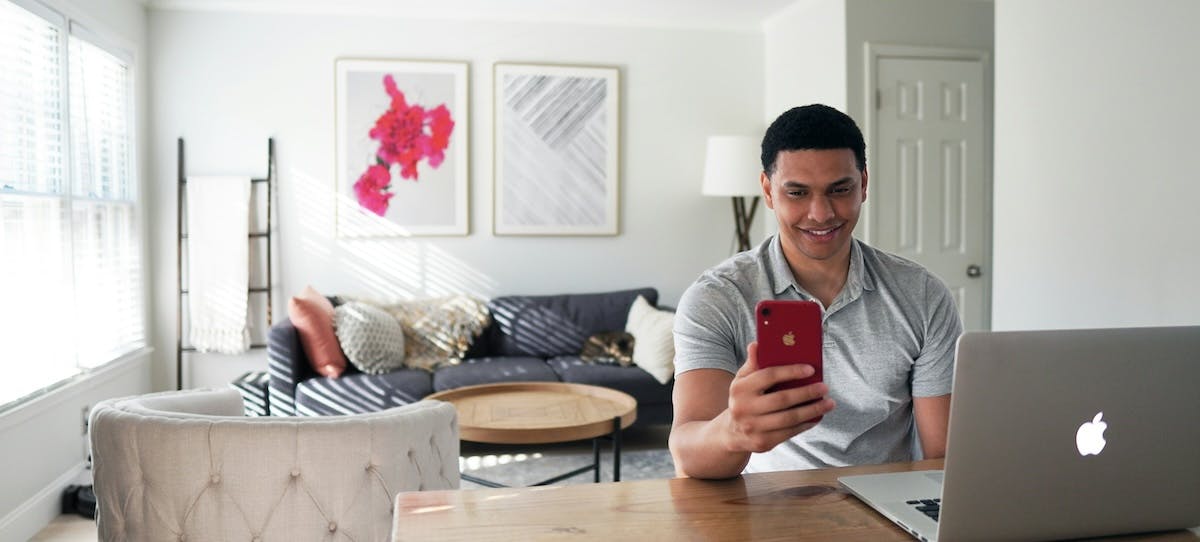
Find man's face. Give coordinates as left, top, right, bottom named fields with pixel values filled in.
left=761, top=149, right=868, bottom=266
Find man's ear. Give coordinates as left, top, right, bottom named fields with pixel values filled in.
left=860, top=168, right=869, bottom=203
left=760, top=171, right=774, bottom=209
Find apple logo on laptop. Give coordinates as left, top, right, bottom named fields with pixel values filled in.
left=1075, top=412, right=1108, bottom=456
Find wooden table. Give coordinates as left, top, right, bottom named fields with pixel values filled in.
left=394, top=458, right=1200, bottom=541
left=426, top=382, right=637, bottom=487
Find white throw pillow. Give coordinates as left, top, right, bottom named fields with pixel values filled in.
left=334, top=301, right=406, bottom=375
left=625, top=295, right=675, bottom=385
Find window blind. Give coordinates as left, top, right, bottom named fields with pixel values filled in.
left=68, top=31, right=143, bottom=369
left=0, top=0, right=144, bottom=406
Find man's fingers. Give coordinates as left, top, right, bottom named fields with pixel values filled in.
left=736, top=397, right=834, bottom=435
left=737, top=363, right=816, bottom=395
left=763, top=381, right=828, bottom=411
left=737, top=342, right=820, bottom=390
left=793, top=397, right=836, bottom=423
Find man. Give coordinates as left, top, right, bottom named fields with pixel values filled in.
left=670, top=104, right=962, bottom=479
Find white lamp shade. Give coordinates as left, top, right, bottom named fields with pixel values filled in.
left=702, top=135, right=762, bottom=197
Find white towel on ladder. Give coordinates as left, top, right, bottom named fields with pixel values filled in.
left=187, top=175, right=252, bottom=354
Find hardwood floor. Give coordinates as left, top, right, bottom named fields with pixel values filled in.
left=30, top=515, right=95, bottom=542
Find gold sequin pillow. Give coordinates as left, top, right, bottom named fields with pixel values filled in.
left=377, top=295, right=491, bottom=372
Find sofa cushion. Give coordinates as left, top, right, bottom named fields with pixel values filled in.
left=547, top=356, right=672, bottom=408
left=482, top=288, right=658, bottom=357
left=294, top=369, right=432, bottom=415
left=432, top=357, right=559, bottom=391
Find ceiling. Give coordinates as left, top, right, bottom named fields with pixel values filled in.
left=145, top=0, right=802, bottom=31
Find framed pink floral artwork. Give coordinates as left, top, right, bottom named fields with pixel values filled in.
left=335, top=59, right=469, bottom=236
left=493, top=63, right=620, bottom=236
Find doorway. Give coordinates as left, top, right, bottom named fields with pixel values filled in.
left=864, top=45, right=992, bottom=331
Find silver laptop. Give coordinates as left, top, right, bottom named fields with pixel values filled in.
left=839, top=326, right=1200, bottom=542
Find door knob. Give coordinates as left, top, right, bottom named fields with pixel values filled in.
left=966, top=264, right=982, bottom=278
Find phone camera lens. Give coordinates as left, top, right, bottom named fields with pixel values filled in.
left=762, top=308, right=771, bottom=317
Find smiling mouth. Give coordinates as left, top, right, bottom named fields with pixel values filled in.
left=800, top=224, right=842, bottom=237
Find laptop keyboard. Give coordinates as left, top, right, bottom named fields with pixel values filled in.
left=906, top=498, right=941, bottom=522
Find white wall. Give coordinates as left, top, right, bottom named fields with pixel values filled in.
left=992, top=0, right=1200, bottom=329
left=763, top=0, right=848, bottom=117
left=147, top=10, right=765, bottom=389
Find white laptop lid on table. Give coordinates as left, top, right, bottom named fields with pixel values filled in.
left=841, top=326, right=1200, bottom=542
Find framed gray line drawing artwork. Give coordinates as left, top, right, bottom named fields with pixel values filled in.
left=493, top=63, right=619, bottom=235
left=335, top=58, right=469, bottom=237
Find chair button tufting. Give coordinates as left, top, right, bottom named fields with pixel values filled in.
left=178, top=535, right=187, bottom=541
left=290, top=468, right=300, bottom=478
left=252, top=537, right=261, bottom=542
left=210, top=474, right=221, bottom=485
left=328, top=521, right=338, bottom=532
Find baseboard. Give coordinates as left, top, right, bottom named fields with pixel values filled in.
left=0, top=461, right=89, bottom=541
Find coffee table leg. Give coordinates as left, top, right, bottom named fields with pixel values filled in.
left=461, top=473, right=506, bottom=489
left=461, top=416, right=625, bottom=487
left=593, top=437, right=601, bottom=483
left=612, top=416, right=621, bottom=482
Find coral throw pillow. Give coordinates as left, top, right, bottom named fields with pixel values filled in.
left=287, top=286, right=347, bottom=378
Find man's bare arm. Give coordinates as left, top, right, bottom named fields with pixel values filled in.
left=669, top=342, right=835, bottom=479
left=913, top=394, right=951, bottom=459
left=668, top=368, right=745, bottom=478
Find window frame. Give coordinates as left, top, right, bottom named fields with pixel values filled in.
left=0, top=0, right=147, bottom=413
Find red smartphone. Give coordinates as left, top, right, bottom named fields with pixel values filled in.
left=755, top=300, right=824, bottom=420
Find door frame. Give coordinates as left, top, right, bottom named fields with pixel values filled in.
left=862, top=43, right=994, bottom=330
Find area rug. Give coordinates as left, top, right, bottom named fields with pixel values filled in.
left=458, top=448, right=675, bottom=489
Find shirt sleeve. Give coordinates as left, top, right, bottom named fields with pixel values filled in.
left=911, top=273, right=963, bottom=397
left=673, top=276, right=744, bottom=377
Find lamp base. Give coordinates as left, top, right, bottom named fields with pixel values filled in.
left=732, top=196, right=759, bottom=252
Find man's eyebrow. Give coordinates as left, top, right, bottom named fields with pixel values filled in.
left=780, top=177, right=855, bottom=188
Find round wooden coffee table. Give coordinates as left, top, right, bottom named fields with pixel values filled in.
left=426, top=382, right=637, bottom=487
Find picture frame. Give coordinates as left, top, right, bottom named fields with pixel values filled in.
left=335, top=58, right=469, bottom=237
left=493, top=63, right=620, bottom=236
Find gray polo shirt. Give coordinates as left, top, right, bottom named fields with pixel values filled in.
left=674, top=235, right=961, bottom=472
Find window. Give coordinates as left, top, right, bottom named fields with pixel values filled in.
left=0, top=0, right=144, bottom=407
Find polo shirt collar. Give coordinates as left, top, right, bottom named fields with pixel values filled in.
left=767, top=236, right=875, bottom=301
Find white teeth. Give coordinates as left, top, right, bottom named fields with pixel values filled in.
left=807, top=227, right=835, bottom=235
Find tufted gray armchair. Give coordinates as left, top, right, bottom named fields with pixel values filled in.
left=88, top=388, right=459, bottom=541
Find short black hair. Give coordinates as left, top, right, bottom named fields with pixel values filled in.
left=761, top=104, right=866, bottom=176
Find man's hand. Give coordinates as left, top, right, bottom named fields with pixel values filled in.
left=669, top=341, right=835, bottom=479
left=722, top=341, right=835, bottom=453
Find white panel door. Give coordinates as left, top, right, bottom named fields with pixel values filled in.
left=874, top=57, right=989, bottom=330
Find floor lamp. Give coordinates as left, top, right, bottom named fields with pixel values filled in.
left=703, top=135, right=762, bottom=252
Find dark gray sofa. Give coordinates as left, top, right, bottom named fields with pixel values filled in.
left=267, top=287, right=674, bottom=426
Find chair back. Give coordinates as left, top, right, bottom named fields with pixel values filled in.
left=89, top=388, right=459, bottom=541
